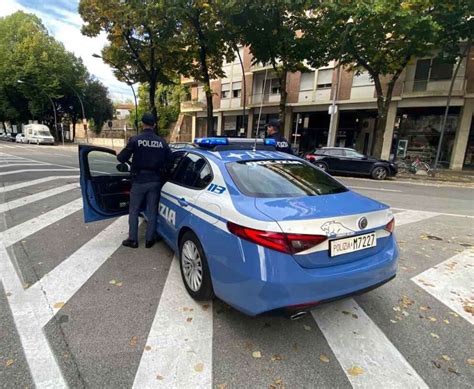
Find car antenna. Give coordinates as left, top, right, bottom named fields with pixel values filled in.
left=254, top=67, right=268, bottom=152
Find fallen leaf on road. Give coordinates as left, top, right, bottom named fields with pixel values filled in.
left=347, top=366, right=364, bottom=376
left=130, top=336, right=138, bottom=347
left=463, top=305, right=474, bottom=316
left=109, top=280, right=117, bottom=285
left=430, top=333, right=440, bottom=339
left=194, top=363, right=204, bottom=372
left=419, top=306, right=430, bottom=311
left=432, top=360, right=441, bottom=368
left=271, top=354, right=282, bottom=361
left=303, top=325, right=312, bottom=331
left=427, top=316, right=437, bottom=322
left=390, top=319, right=397, bottom=323
left=202, top=304, right=210, bottom=311
left=53, top=302, right=65, bottom=309
left=116, top=282, right=123, bottom=287
left=342, top=310, right=351, bottom=315
left=22, top=283, right=29, bottom=289
left=5, top=359, right=14, bottom=367
left=156, top=374, right=164, bottom=380
left=352, top=314, right=358, bottom=319
left=400, top=296, right=414, bottom=307
left=145, top=346, right=151, bottom=351
left=274, top=378, right=282, bottom=385
left=443, top=319, right=450, bottom=324
left=448, top=367, right=460, bottom=375
left=183, top=307, right=189, bottom=312
left=319, top=354, right=330, bottom=363
left=216, top=384, right=227, bottom=389
left=467, top=358, right=474, bottom=365
left=393, top=307, right=401, bottom=312
left=441, top=355, right=451, bottom=361
left=186, top=317, right=193, bottom=322
left=252, top=351, right=262, bottom=359
left=449, top=312, right=459, bottom=317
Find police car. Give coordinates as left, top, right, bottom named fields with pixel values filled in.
left=79, top=138, right=398, bottom=317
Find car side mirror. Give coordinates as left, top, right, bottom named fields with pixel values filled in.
left=116, top=163, right=130, bottom=173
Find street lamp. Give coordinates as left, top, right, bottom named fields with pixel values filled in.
left=327, top=16, right=354, bottom=147
left=92, top=53, right=139, bottom=135
left=16, top=79, right=62, bottom=145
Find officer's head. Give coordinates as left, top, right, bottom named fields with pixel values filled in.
left=265, top=119, right=281, bottom=136
left=141, top=112, right=156, bottom=130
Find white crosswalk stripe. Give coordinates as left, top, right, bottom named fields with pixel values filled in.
left=0, top=168, right=78, bottom=176
left=412, top=248, right=474, bottom=325
left=0, top=183, right=80, bottom=213
left=0, top=198, right=83, bottom=247
left=0, top=176, right=78, bottom=193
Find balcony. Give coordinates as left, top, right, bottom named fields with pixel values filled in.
left=220, top=98, right=242, bottom=109
left=402, top=77, right=466, bottom=97
left=180, top=99, right=206, bottom=111
left=248, top=93, right=281, bottom=106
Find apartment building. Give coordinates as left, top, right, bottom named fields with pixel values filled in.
left=178, top=46, right=474, bottom=170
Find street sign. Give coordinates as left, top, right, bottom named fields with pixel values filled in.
left=328, top=105, right=338, bottom=115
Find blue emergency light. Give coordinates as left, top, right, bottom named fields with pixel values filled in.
left=194, top=137, right=277, bottom=149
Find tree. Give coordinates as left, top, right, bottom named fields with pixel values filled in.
left=305, top=0, right=474, bottom=157
left=79, top=0, right=183, bottom=118
left=84, top=79, right=114, bottom=134
left=224, top=0, right=313, bottom=130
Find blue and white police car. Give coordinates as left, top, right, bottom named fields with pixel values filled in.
left=79, top=138, right=398, bottom=317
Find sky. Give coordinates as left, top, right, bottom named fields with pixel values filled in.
left=1, top=0, right=134, bottom=102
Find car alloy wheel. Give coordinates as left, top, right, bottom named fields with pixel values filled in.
left=372, top=167, right=388, bottom=180
left=181, top=240, right=203, bottom=292
left=315, top=162, right=327, bottom=171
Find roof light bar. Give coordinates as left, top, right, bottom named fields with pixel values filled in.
left=194, top=137, right=277, bottom=148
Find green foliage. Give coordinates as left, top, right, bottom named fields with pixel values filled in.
left=84, top=79, right=114, bottom=134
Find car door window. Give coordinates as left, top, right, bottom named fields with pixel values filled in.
left=88, top=150, right=129, bottom=177
left=343, top=150, right=365, bottom=159
left=172, top=153, right=212, bottom=189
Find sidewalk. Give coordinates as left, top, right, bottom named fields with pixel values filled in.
left=394, top=168, right=474, bottom=187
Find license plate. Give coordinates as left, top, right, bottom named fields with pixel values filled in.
left=330, top=232, right=376, bottom=257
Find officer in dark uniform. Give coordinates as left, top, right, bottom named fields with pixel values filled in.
left=265, top=119, right=293, bottom=154
left=117, top=113, right=173, bottom=249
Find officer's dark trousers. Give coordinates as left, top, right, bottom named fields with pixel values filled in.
left=128, top=181, right=160, bottom=242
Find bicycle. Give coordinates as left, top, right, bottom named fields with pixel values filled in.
left=396, top=157, right=436, bottom=177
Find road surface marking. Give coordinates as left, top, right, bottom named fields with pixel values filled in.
left=350, top=186, right=402, bottom=193
left=0, top=144, right=15, bottom=148
left=0, top=168, right=78, bottom=176
left=0, top=242, right=67, bottom=387
left=0, top=163, right=50, bottom=168
left=393, top=207, right=474, bottom=219
left=0, top=198, right=83, bottom=247
left=312, top=299, right=428, bottom=388
left=394, top=209, right=439, bottom=226
left=26, top=216, right=134, bottom=326
left=412, top=248, right=474, bottom=325
left=0, top=183, right=80, bottom=214
left=0, top=176, right=78, bottom=193
left=133, top=259, right=213, bottom=389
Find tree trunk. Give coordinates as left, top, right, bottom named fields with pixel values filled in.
left=372, top=106, right=388, bottom=157
left=205, top=86, right=214, bottom=136
left=149, top=76, right=158, bottom=132
left=278, top=68, right=288, bottom=129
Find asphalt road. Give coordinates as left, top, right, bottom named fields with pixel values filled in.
left=0, top=141, right=473, bottom=389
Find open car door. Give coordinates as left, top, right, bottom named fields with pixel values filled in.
left=79, top=145, right=131, bottom=223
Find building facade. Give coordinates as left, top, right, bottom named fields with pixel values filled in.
left=178, top=45, right=474, bottom=170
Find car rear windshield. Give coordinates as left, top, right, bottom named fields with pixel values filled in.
left=226, top=160, right=348, bottom=198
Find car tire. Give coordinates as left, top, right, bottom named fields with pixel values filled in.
left=314, top=162, right=328, bottom=171
left=371, top=166, right=388, bottom=180
left=179, top=231, right=214, bottom=301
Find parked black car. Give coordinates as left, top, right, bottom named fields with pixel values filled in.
left=305, top=147, right=397, bottom=180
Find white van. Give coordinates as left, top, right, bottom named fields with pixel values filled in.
left=23, top=124, right=55, bottom=145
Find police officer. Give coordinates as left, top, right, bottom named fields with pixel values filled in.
left=265, top=119, right=293, bottom=154
left=117, top=113, right=173, bottom=249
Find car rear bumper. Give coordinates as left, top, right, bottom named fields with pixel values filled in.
left=211, top=235, right=398, bottom=316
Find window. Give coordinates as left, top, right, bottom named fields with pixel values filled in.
left=232, top=81, right=242, bottom=98
left=317, top=69, right=333, bottom=89
left=221, top=83, right=230, bottom=99
left=324, top=149, right=344, bottom=157
left=300, top=72, right=315, bottom=91
left=88, top=151, right=129, bottom=177
left=429, top=59, right=453, bottom=81
left=271, top=79, right=281, bottom=94
left=343, top=149, right=365, bottom=158
left=227, top=160, right=347, bottom=198
left=352, top=71, right=374, bottom=87
left=171, top=153, right=212, bottom=189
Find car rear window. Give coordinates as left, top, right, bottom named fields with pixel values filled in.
left=226, top=160, right=348, bottom=198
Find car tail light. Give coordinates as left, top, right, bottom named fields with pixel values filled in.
left=227, top=222, right=327, bottom=254
left=385, top=218, right=395, bottom=233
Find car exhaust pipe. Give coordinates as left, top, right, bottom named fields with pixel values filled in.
left=289, top=311, right=308, bottom=321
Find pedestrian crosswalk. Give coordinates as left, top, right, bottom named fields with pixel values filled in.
left=0, top=147, right=472, bottom=388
